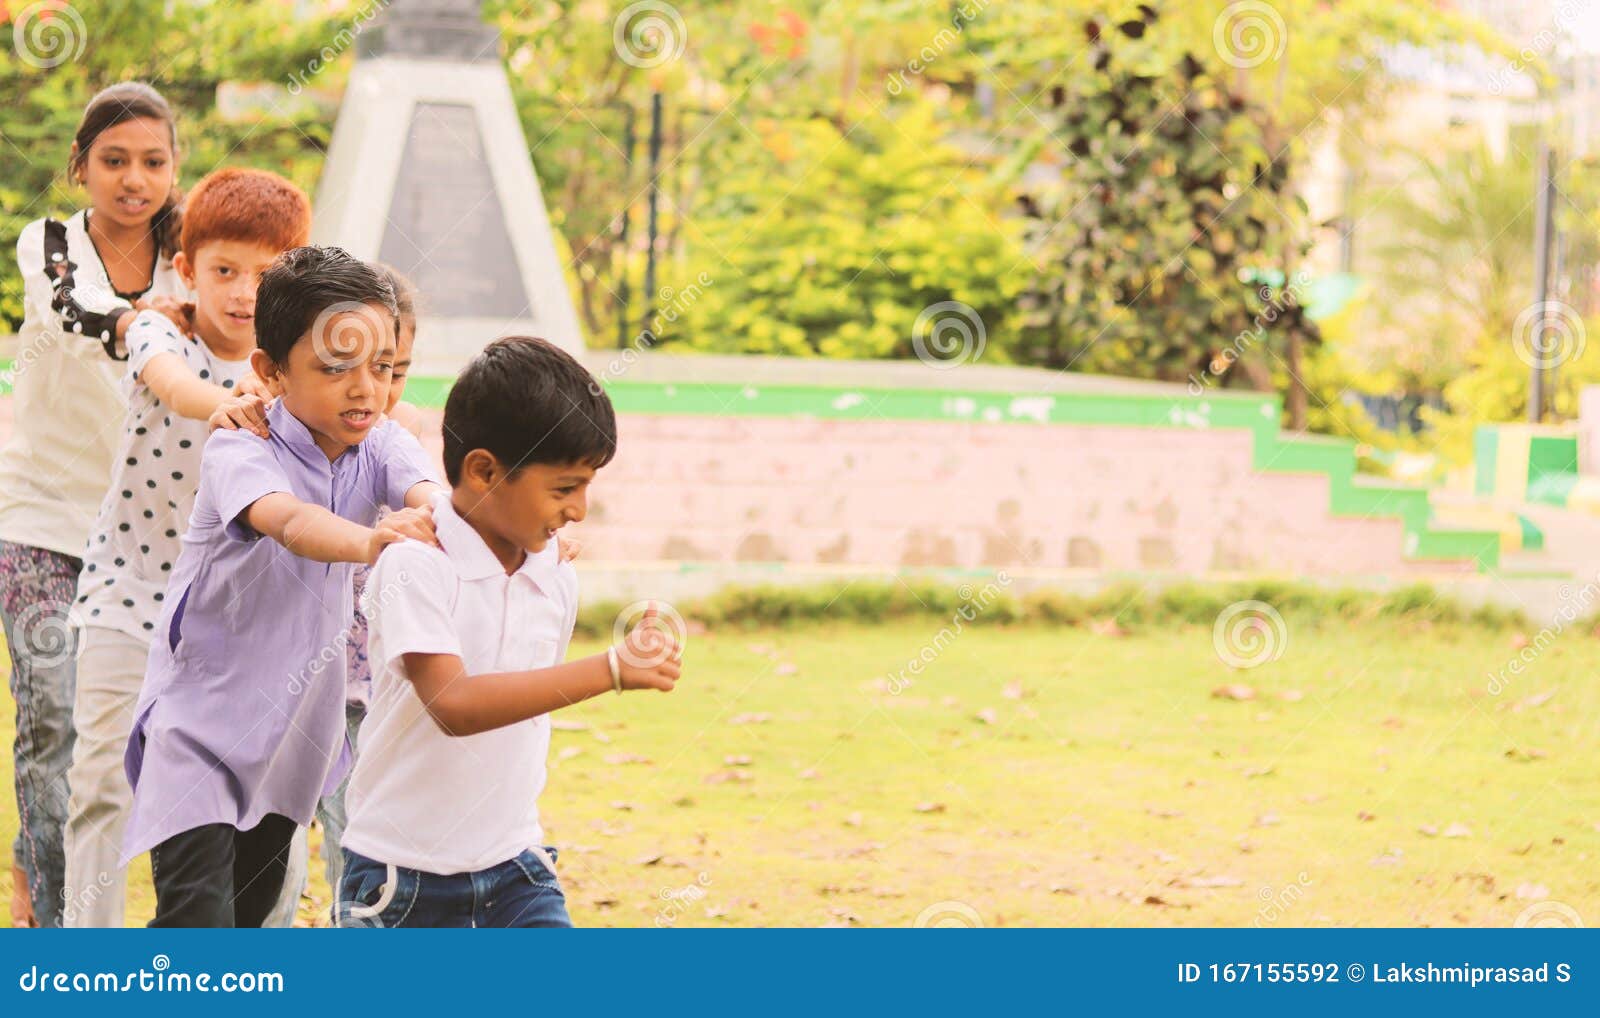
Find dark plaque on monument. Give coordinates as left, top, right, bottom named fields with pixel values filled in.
left=376, top=102, right=532, bottom=318
left=358, top=0, right=500, bottom=62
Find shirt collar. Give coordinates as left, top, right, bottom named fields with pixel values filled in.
left=430, top=491, right=559, bottom=589
left=267, top=399, right=325, bottom=456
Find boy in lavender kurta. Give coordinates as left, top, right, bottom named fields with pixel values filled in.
left=121, top=246, right=442, bottom=927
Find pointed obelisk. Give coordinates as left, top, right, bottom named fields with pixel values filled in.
left=310, top=0, right=583, bottom=372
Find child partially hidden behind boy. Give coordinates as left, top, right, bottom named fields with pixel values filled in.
left=336, top=337, right=684, bottom=928
left=120, top=246, right=442, bottom=927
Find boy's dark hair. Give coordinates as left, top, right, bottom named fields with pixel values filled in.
left=443, top=336, right=617, bottom=485
left=254, top=246, right=398, bottom=365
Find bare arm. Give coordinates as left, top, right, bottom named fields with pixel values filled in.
left=403, top=606, right=683, bottom=737
left=403, top=652, right=615, bottom=736
left=139, top=351, right=238, bottom=421
left=403, top=480, right=443, bottom=509
left=242, top=492, right=437, bottom=564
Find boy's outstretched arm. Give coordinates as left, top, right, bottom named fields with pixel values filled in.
left=404, top=608, right=682, bottom=737
left=139, top=352, right=256, bottom=428
left=243, top=494, right=437, bottom=564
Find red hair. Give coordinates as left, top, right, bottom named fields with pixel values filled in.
left=179, top=167, right=311, bottom=258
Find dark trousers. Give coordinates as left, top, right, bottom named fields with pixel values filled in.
left=148, top=813, right=296, bottom=927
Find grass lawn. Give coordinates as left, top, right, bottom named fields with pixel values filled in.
left=2, top=616, right=1597, bottom=927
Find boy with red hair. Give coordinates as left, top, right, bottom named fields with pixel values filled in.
left=60, top=167, right=310, bottom=927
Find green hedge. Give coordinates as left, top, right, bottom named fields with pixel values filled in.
left=573, top=580, right=1534, bottom=637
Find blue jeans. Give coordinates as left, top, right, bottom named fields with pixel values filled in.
left=337, top=847, right=572, bottom=928
left=0, top=540, right=81, bottom=928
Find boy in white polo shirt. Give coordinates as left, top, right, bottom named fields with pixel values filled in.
left=337, top=336, right=683, bottom=928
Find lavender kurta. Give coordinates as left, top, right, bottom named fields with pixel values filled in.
left=121, top=400, right=438, bottom=863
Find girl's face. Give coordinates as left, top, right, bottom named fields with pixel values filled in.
left=76, top=117, right=175, bottom=231
left=386, top=320, right=415, bottom=414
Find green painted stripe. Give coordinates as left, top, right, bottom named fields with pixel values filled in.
left=0, top=362, right=1499, bottom=572
left=1473, top=426, right=1498, bottom=497
left=1517, top=513, right=1545, bottom=552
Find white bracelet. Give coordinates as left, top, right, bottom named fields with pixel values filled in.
left=606, top=645, right=623, bottom=694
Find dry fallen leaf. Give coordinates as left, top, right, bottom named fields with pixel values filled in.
left=557, top=746, right=582, bottom=761
left=724, top=754, right=753, bottom=767
left=1442, top=822, right=1472, bottom=839
left=603, top=752, right=653, bottom=766
left=1212, top=684, right=1256, bottom=701
left=797, top=768, right=821, bottom=780
left=1513, top=690, right=1556, bottom=711
left=913, top=801, right=947, bottom=814
left=1357, top=811, right=1377, bottom=822
left=1510, top=632, right=1530, bottom=650
left=729, top=712, right=772, bottom=726
left=1504, top=746, right=1549, bottom=763
left=843, top=812, right=863, bottom=828
left=609, top=800, right=635, bottom=811
left=1253, top=812, right=1282, bottom=827
left=1278, top=689, right=1305, bottom=703
left=1172, top=875, right=1244, bottom=889
left=1092, top=617, right=1129, bottom=637
left=704, top=770, right=753, bottom=785
left=1418, top=824, right=1439, bottom=837
left=1515, top=882, right=1551, bottom=900
left=550, top=719, right=589, bottom=732
left=775, top=662, right=799, bottom=676
left=1003, top=681, right=1026, bottom=700
left=975, top=708, right=998, bottom=725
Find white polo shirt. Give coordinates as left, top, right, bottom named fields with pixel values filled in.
left=340, top=491, right=578, bottom=875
